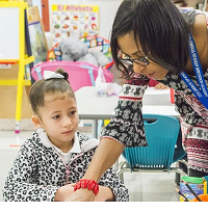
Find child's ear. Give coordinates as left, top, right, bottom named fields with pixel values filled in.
left=31, top=115, right=42, bottom=128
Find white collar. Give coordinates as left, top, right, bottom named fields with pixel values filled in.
left=69, top=132, right=81, bottom=153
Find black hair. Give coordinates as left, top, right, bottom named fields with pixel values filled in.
left=110, top=0, right=190, bottom=78
left=29, top=68, right=76, bottom=115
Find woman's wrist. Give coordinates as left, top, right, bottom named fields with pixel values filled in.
left=74, top=179, right=99, bottom=195
left=82, top=170, right=100, bottom=182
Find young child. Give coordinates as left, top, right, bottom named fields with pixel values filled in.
left=2, top=69, right=129, bottom=202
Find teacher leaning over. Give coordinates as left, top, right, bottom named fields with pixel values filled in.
left=68, top=0, right=208, bottom=201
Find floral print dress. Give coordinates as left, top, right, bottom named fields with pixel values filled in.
left=101, top=68, right=208, bottom=174
left=101, top=10, right=208, bottom=175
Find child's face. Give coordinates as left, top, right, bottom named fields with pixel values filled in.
left=33, top=93, right=79, bottom=150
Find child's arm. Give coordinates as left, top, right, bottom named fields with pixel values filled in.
left=94, top=186, right=115, bottom=201
left=54, top=184, right=75, bottom=201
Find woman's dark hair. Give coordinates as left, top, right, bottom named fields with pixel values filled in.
left=110, top=0, right=190, bottom=78
left=29, top=68, right=75, bottom=115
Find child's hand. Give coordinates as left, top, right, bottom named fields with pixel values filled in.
left=54, top=183, right=75, bottom=201
left=94, top=186, right=115, bottom=202
left=65, top=188, right=96, bottom=201
left=154, top=83, right=169, bottom=90
left=64, top=185, right=115, bottom=201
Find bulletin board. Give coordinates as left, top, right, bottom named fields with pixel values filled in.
left=51, top=4, right=99, bottom=47
left=0, top=7, right=19, bottom=61
left=27, top=6, right=48, bottom=65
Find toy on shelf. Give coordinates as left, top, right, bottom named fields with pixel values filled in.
left=47, top=35, right=114, bottom=71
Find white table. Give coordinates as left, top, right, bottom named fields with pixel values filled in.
left=75, top=86, right=179, bottom=138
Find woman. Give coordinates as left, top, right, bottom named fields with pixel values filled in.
left=69, top=0, right=208, bottom=201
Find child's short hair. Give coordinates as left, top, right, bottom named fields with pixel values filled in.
left=29, top=68, right=75, bottom=115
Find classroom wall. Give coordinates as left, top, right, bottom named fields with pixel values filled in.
left=185, top=0, right=205, bottom=7
left=45, top=0, right=122, bottom=49
left=44, top=0, right=207, bottom=49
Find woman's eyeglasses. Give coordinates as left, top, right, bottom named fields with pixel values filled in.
left=118, top=52, right=151, bottom=66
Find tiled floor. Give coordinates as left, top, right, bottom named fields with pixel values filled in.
left=0, top=129, right=180, bottom=202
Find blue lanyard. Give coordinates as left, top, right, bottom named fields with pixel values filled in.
left=180, top=33, right=208, bottom=109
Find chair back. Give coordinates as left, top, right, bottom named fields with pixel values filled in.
left=123, top=114, right=180, bottom=170
left=31, top=61, right=114, bottom=92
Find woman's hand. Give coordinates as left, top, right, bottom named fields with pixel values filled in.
left=154, top=83, right=169, bottom=90
left=54, top=183, right=75, bottom=201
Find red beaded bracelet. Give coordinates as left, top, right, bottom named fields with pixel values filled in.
left=74, top=179, right=99, bottom=195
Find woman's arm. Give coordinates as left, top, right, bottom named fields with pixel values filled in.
left=95, top=148, right=129, bottom=202
left=68, top=73, right=149, bottom=201
left=84, top=138, right=125, bottom=181
left=67, top=138, right=125, bottom=201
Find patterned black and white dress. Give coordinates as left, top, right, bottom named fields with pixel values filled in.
left=3, top=129, right=129, bottom=202
left=101, top=68, right=208, bottom=174
left=101, top=10, right=208, bottom=175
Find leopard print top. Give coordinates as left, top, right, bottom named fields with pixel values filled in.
left=2, top=130, right=129, bottom=202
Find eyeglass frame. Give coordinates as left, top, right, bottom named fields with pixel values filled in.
left=119, top=52, right=151, bottom=66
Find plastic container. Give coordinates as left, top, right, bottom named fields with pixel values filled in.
left=191, top=194, right=208, bottom=202
left=182, top=176, right=204, bottom=184
left=180, top=176, right=207, bottom=202
left=170, top=88, right=175, bottom=104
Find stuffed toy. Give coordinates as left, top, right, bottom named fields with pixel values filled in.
left=58, top=36, right=109, bottom=67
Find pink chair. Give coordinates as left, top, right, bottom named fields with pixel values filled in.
left=31, top=61, right=114, bottom=92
